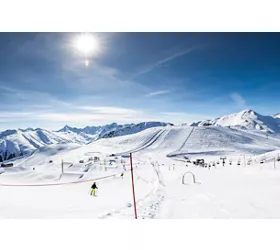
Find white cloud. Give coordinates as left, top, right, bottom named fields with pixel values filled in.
left=78, top=106, right=141, bottom=116
left=60, top=57, right=149, bottom=98
left=0, top=84, right=71, bottom=109
left=160, top=112, right=189, bottom=116
left=144, top=90, right=171, bottom=97
left=0, top=106, right=216, bottom=131
left=130, top=46, right=198, bottom=80
left=0, top=112, right=34, bottom=122
left=230, top=93, right=246, bottom=107
left=32, top=106, right=148, bottom=126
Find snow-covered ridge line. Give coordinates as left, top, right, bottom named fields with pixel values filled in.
left=1, top=109, right=280, bottom=162
left=0, top=121, right=171, bottom=161
left=191, top=109, right=280, bottom=134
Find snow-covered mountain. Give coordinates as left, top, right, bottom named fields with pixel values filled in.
left=102, top=122, right=173, bottom=138
left=56, top=122, right=172, bottom=141
left=0, top=128, right=80, bottom=161
left=193, top=109, right=280, bottom=133
left=0, top=121, right=171, bottom=161
left=1, top=109, right=280, bottom=162
left=57, top=123, right=122, bottom=134
left=57, top=123, right=125, bottom=141
left=94, top=125, right=280, bottom=157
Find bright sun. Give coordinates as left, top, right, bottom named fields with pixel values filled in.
left=75, top=33, right=99, bottom=57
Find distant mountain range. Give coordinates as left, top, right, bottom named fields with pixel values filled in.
left=1, top=109, right=280, bottom=162
left=0, top=122, right=172, bottom=161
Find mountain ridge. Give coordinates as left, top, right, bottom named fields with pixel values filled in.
left=1, top=110, right=280, bottom=162
left=0, top=121, right=171, bottom=161
left=192, top=109, right=280, bottom=134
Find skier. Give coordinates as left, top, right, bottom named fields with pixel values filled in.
left=121, top=172, right=124, bottom=179
left=90, top=182, right=98, bottom=196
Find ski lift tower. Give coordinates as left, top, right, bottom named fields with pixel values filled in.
left=220, top=156, right=227, bottom=166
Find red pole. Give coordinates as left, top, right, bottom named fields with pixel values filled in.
left=130, top=152, right=138, bottom=219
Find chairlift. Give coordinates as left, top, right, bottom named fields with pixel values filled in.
left=260, top=156, right=265, bottom=164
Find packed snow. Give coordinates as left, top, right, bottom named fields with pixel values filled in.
left=1, top=123, right=280, bottom=219
left=0, top=122, right=171, bottom=161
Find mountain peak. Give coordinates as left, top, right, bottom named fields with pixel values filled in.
left=0, top=129, right=18, bottom=138
left=240, top=109, right=256, bottom=115
left=57, top=125, right=80, bottom=133
left=19, top=127, right=35, bottom=132
left=193, top=109, right=280, bottom=133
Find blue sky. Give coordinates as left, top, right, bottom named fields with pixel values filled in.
left=0, top=32, right=280, bottom=131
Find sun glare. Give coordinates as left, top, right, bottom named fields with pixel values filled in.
left=73, top=33, right=100, bottom=67
left=75, top=33, right=99, bottom=56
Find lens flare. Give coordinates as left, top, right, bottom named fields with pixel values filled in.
left=75, top=33, right=99, bottom=56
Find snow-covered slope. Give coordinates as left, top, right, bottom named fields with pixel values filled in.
left=54, top=130, right=96, bottom=144
left=2, top=109, right=280, bottom=162
left=3, top=123, right=280, bottom=219
left=194, top=109, right=280, bottom=133
left=0, top=122, right=170, bottom=161
left=57, top=122, right=171, bottom=141
left=0, top=129, right=81, bottom=161
left=12, top=124, right=280, bottom=177
left=252, top=149, right=280, bottom=163
left=102, top=122, right=173, bottom=138
left=92, top=125, right=280, bottom=158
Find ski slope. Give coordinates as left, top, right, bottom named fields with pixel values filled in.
left=1, top=125, right=280, bottom=218
left=97, top=125, right=280, bottom=158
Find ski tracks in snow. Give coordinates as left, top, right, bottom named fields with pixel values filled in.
left=136, top=163, right=166, bottom=219
left=137, top=189, right=165, bottom=219
left=117, top=128, right=168, bottom=155
left=99, top=164, right=165, bottom=219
